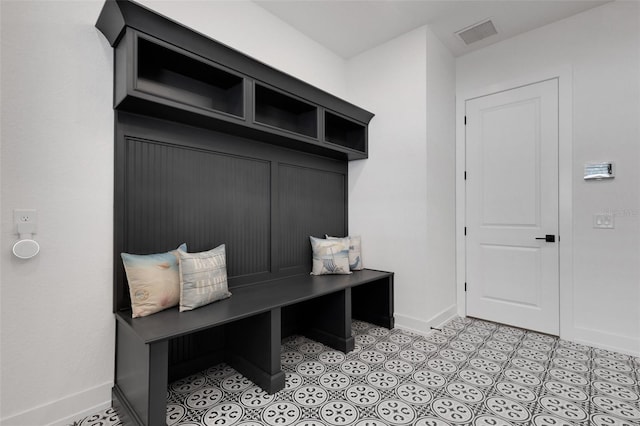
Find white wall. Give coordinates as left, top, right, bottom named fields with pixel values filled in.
left=456, top=1, right=640, bottom=355
left=138, top=0, right=348, bottom=100
left=1, top=1, right=114, bottom=425
left=424, top=28, right=457, bottom=329
left=347, top=26, right=456, bottom=334
left=0, top=1, right=347, bottom=425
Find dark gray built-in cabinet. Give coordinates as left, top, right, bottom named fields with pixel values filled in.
left=96, top=1, right=393, bottom=425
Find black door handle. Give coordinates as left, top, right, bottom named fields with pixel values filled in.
left=535, top=234, right=555, bottom=242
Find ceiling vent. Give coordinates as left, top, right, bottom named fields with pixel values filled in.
left=455, top=19, right=498, bottom=45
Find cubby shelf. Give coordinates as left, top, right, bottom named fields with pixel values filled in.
left=97, top=0, right=373, bottom=160
left=324, top=111, right=367, bottom=154
left=137, top=37, right=244, bottom=118
left=254, top=84, right=317, bottom=139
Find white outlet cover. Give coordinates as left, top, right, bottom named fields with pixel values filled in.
left=593, top=214, right=614, bottom=229
left=14, top=209, right=37, bottom=223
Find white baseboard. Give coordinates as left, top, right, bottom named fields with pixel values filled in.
left=394, top=304, right=458, bottom=336
left=1, top=382, right=112, bottom=426
left=566, top=327, right=640, bottom=358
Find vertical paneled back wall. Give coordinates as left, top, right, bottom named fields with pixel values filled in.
left=115, top=113, right=348, bottom=312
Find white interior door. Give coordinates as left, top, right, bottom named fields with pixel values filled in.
left=466, top=79, right=559, bottom=335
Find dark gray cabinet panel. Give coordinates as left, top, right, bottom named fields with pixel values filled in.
left=114, top=113, right=348, bottom=312
left=278, top=165, right=346, bottom=270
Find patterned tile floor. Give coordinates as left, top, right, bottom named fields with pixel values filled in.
left=70, top=317, right=640, bottom=425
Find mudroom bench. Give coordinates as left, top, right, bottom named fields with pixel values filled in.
left=96, top=1, right=395, bottom=425
left=113, top=269, right=394, bottom=426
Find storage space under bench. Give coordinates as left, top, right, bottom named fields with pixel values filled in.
left=113, top=269, right=394, bottom=426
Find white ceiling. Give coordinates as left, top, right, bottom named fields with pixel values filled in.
left=254, top=0, right=610, bottom=58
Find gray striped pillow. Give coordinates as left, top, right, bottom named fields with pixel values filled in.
left=178, top=244, right=231, bottom=312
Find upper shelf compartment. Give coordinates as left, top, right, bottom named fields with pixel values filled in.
left=136, top=36, right=244, bottom=118
left=324, top=111, right=367, bottom=154
left=254, top=84, right=317, bottom=139
left=96, top=0, right=373, bottom=160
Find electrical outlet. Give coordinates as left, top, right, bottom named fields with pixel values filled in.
left=593, top=213, right=614, bottom=229
left=14, top=209, right=37, bottom=236
left=14, top=209, right=37, bottom=224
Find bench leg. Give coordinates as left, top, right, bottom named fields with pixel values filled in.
left=113, top=322, right=168, bottom=426
left=307, top=288, right=355, bottom=353
left=225, top=308, right=285, bottom=394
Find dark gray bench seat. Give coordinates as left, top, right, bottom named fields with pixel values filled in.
left=113, top=269, right=394, bottom=426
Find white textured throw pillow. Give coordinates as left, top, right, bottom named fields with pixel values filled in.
left=178, top=244, right=231, bottom=312
left=310, top=236, right=352, bottom=275
left=326, top=235, right=363, bottom=271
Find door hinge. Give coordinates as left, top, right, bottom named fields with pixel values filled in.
left=464, top=171, right=467, bottom=180
left=464, top=227, right=467, bottom=236
left=464, top=282, right=467, bottom=292
left=464, top=116, right=467, bottom=125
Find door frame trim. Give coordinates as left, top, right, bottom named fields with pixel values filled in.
left=455, top=65, right=573, bottom=338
